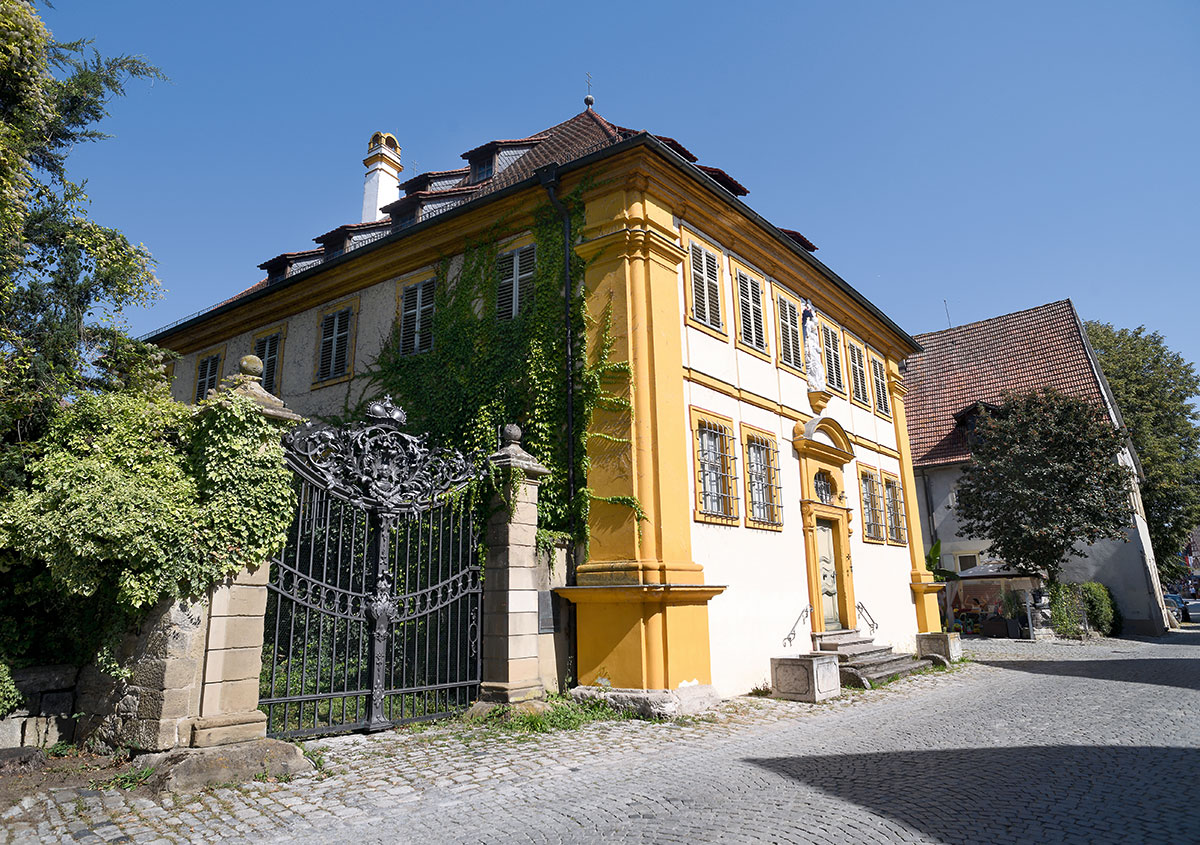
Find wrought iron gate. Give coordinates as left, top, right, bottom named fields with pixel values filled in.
left=260, top=398, right=483, bottom=739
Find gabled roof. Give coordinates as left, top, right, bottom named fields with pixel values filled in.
left=904, top=300, right=1110, bottom=468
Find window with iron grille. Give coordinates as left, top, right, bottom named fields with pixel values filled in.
left=316, top=307, right=353, bottom=382
left=778, top=295, right=803, bottom=370
left=871, top=357, right=892, bottom=417
left=689, top=242, right=723, bottom=331
left=399, top=278, right=436, bottom=355
left=736, top=271, right=767, bottom=352
left=195, top=353, right=221, bottom=403
left=821, top=323, right=845, bottom=392
left=497, top=245, right=535, bottom=321
left=847, top=341, right=871, bottom=405
left=254, top=331, right=282, bottom=396
left=860, top=470, right=885, bottom=541
left=884, top=475, right=907, bottom=543
left=744, top=432, right=782, bottom=527
left=694, top=417, right=738, bottom=520
left=814, top=470, right=835, bottom=505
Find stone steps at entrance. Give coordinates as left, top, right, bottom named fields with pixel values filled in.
left=810, top=628, right=932, bottom=689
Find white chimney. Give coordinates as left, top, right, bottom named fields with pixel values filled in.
left=361, top=131, right=403, bottom=223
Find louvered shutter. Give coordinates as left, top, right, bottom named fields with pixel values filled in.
left=779, top=297, right=802, bottom=368
left=704, top=250, right=721, bottom=329
left=195, top=354, right=219, bottom=403
left=497, top=251, right=516, bottom=321
left=822, top=325, right=844, bottom=391
left=400, top=285, right=419, bottom=355
left=318, top=313, right=336, bottom=379
left=690, top=243, right=708, bottom=326
left=737, top=273, right=752, bottom=345
left=417, top=277, right=435, bottom=352
left=255, top=333, right=280, bottom=395
left=331, top=309, right=351, bottom=377
left=750, top=278, right=765, bottom=349
left=516, top=245, right=535, bottom=315
left=848, top=343, right=870, bottom=404
left=872, top=358, right=892, bottom=416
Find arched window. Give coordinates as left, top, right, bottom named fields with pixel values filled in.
left=814, top=471, right=835, bottom=505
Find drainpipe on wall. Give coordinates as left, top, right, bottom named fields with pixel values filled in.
left=917, top=468, right=939, bottom=546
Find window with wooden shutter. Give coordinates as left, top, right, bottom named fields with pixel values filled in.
left=317, top=306, right=353, bottom=382
left=884, top=475, right=907, bottom=543
left=860, top=469, right=885, bottom=541
left=689, top=242, right=722, bottom=331
left=497, top=245, right=535, bottom=320
left=871, top=357, right=892, bottom=417
left=778, top=296, right=803, bottom=370
left=194, top=353, right=221, bottom=403
left=847, top=341, right=870, bottom=405
left=400, top=278, right=436, bottom=355
left=736, top=271, right=766, bottom=352
left=822, top=324, right=845, bottom=392
left=254, top=331, right=283, bottom=395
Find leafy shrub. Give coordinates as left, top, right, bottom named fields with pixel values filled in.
left=0, top=661, right=22, bottom=717
left=1048, top=582, right=1083, bottom=638
left=0, top=383, right=293, bottom=667
left=1078, top=581, right=1122, bottom=636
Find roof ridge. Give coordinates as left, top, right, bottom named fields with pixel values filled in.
left=914, top=298, right=1073, bottom=341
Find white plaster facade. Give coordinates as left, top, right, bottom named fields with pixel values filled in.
left=674, top=221, right=920, bottom=697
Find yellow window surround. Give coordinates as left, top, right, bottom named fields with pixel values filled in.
left=741, top=423, right=783, bottom=531
left=690, top=407, right=740, bottom=525
left=845, top=335, right=872, bottom=409
left=883, top=471, right=908, bottom=545
left=312, top=296, right=359, bottom=388
left=775, top=289, right=805, bottom=376
left=870, top=354, right=893, bottom=418
left=859, top=467, right=886, bottom=543
left=732, top=266, right=771, bottom=361
left=684, top=237, right=729, bottom=342
left=819, top=319, right=846, bottom=395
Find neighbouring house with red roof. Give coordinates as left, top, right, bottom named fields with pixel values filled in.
left=148, top=103, right=947, bottom=710
left=904, top=300, right=1170, bottom=635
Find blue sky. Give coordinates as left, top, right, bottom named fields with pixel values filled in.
left=44, top=1, right=1199, bottom=372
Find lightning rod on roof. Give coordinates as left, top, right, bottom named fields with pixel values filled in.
left=944, top=299, right=952, bottom=328
left=585, top=72, right=594, bottom=108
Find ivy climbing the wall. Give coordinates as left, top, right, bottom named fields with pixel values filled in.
left=360, top=186, right=634, bottom=547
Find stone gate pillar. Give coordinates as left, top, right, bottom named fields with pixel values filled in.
left=480, top=424, right=551, bottom=704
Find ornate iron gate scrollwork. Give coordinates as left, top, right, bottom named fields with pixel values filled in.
left=260, top=398, right=484, bottom=739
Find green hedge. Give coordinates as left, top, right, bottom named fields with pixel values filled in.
left=1049, top=581, right=1122, bottom=638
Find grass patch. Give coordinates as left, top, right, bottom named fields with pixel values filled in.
left=89, top=766, right=154, bottom=791
left=471, top=693, right=636, bottom=735
left=747, top=682, right=773, bottom=697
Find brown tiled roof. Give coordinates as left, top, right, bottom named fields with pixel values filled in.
left=904, top=300, right=1108, bottom=468
left=779, top=228, right=818, bottom=252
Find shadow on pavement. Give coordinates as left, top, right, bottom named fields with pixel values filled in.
left=974, top=658, right=1200, bottom=691
left=746, top=745, right=1193, bottom=842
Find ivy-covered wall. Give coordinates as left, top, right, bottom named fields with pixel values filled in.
left=359, top=188, right=634, bottom=549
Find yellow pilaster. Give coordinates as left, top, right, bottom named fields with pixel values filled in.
left=557, top=175, right=722, bottom=690
left=888, top=363, right=943, bottom=633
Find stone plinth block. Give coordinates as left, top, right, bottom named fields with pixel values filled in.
left=570, top=684, right=721, bottom=719
left=770, top=653, right=841, bottom=702
left=916, top=632, right=962, bottom=663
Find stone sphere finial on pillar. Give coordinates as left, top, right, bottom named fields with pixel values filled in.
left=502, top=423, right=522, bottom=447
left=240, top=355, right=264, bottom=380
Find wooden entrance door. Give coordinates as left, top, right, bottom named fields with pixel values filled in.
left=817, top=518, right=842, bottom=630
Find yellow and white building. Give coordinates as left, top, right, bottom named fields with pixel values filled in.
left=152, top=106, right=941, bottom=697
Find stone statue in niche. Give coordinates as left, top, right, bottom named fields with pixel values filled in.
left=801, top=298, right=826, bottom=393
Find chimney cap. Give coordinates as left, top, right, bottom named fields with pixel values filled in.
left=368, top=131, right=399, bottom=153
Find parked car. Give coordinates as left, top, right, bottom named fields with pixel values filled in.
left=1163, top=596, right=1185, bottom=623
left=1166, top=593, right=1192, bottom=622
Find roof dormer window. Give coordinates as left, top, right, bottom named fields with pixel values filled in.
left=472, top=157, right=494, bottom=183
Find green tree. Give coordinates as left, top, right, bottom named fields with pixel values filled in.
left=0, top=1, right=164, bottom=492
left=1085, top=321, right=1200, bottom=579
left=954, top=388, right=1134, bottom=584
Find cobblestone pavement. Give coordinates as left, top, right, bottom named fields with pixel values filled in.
left=3, top=629, right=1197, bottom=844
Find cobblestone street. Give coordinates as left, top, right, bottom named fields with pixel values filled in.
left=3, top=630, right=1197, bottom=844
